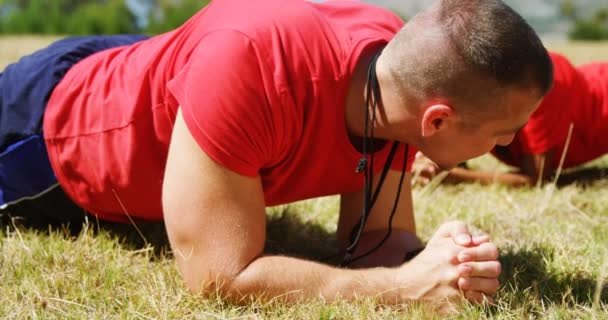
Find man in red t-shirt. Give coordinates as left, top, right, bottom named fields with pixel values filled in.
left=414, top=52, right=608, bottom=187
left=0, top=0, right=553, bottom=311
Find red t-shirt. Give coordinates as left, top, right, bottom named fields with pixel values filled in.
left=44, top=0, right=416, bottom=222
left=492, top=52, right=608, bottom=169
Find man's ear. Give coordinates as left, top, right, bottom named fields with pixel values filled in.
left=420, top=104, right=455, bottom=137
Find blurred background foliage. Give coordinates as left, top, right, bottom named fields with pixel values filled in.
left=560, top=0, right=608, bottom=40
left=0, top=0, right=606, bottom=41
left=0, top=0, right=209, bottom=35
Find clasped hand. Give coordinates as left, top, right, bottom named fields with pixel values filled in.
left=405, top=221, right=501, bottom=309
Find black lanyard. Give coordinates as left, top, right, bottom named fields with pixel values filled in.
left=341, top=52, right=410, bottom=267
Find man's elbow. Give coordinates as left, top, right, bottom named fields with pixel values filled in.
left=172, top=243, right=257, bottom=302
left=179, top=264, right=244, bottom=301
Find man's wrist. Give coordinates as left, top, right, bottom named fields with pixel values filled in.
left=400, top=230, right=424, bottom=262
left=403, top=247, right=425, bottom=262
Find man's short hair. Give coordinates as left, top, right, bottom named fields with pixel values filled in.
left=380, top=0, right=553, bottom=122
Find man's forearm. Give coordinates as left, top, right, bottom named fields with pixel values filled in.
left=178, top=221, right=501, bottom=311
left=447, top=167, right=531, bottom=186
left=227, top=255, right=412, bottom=304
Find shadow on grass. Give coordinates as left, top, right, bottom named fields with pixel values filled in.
left=1, top=199, right=339, bottom=263
left=499, top=246, right=608, bottom=306
left=89, top=206, right=339, bottom=262
left=265, top=206, right=339, bottom=263
left=556, top=166, right=608, bottom=187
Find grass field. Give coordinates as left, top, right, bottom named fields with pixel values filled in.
left=1, top=36, right=608, bottom=319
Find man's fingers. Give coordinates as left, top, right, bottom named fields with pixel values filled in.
left=448, top=222, right=472, bottom=246
left=413, top=152, right=440, bottom=180
left=415, top=164, right=437, bottom=180
left=471, top=234, right=490, bottom=245
left=416, top=176, right=430, bottom=185
left=458, top=261, right=502, bottom=278
left=435, top=221, right=469, bottom=237
left=458, top=242, right=499, bottom=262
left=458, top=277, right=500, bottom=295
left=464, top=290, right=484, bottom=304
left=463, top=290, right=495, bottom=304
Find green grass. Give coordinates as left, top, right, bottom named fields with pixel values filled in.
left=2, top=37, right=608, bottom=319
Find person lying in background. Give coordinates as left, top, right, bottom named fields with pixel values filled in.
left=414, top=52, right=608, bottom=187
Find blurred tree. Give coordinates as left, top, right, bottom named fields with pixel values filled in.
left=0, top=0, right=210, bottom=35
left=0, top=0, right=210, bottom=34
left=595, top=8, right=608, bottom=25
left=0, top=0, right=138, bottom=34
left=560, top=0, right=577, bottom=21
left=561, top=0, right=608, bottom=40
left=145, top=0, right=209, bottom=34
left=68, top=0, right=138, bottom=35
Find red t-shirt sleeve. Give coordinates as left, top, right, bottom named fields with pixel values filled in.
left=167, top=31, right=277, bottom=177
left=517, top=52, right=578, bottom=154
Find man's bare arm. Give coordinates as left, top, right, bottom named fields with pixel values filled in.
left=446, top=150, right=556, bottom=186
left=162, top=110, right=499, bottom=308
left=412, top=151, right=556, bottom=187
left=443, top=167, right=532, bottom=186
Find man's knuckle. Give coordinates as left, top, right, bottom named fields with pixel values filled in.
left=446, top=248, right=460, bottom=261
left=493, top=262, right=502, bottom=276
left=481, top=243, right=499, bottom=259
left=489, top=279, right=500, bottom=294
left=444, top=268, right=460, bottom=282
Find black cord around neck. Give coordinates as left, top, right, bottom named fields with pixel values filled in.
left=340, top=52, right=410, bottom=267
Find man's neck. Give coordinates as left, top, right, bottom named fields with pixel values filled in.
left=344, top=49, right=390, bottom=153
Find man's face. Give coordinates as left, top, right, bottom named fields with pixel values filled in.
left=419, top=88, right=542, bottom=170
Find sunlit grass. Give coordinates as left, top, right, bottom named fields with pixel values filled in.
left=1, top=37, right=608, bottom=319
